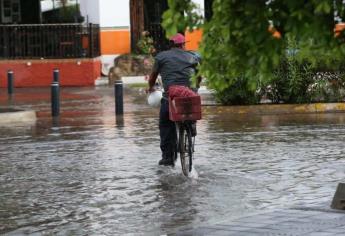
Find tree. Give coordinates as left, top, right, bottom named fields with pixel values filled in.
left=162, top=0, right=345, bottom=93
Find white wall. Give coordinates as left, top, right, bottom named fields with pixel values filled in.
left=81, top=0, right=202, bottom=27
left=192, top=0, right=204, bottom=17
left=99, top=0, right=130, bottom=28
left=80, top=0, right=101, bottom=24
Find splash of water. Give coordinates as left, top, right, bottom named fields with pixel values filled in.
left=174, top=157, right=199, bottom=180
left=188, top=165, right=199, bottom=180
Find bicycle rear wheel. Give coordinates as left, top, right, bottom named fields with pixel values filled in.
left=179, top=124, right=193, bottom=176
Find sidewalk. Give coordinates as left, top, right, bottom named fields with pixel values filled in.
left=0, top=108, right=36, bottom=125
left=176, top=203, right=345, bottom=236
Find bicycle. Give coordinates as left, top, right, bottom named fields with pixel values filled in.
left=169, top=95, right=201, bottom=177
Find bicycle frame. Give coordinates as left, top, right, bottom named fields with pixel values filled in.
left=173, top=120, right=196, bottom=176
left=168, top=91, right=200, bottom=176
left=175, top=120, right=195, bottom=152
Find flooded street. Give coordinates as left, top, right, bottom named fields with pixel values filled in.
left=1, top=86, right=345, bottom=235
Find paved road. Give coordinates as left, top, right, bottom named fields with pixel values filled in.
left=1, top=87, right=345, bottom=235
left=177, top=203, right=345, bottom=236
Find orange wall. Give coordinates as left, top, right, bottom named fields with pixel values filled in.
left=99, top=23, right=345, bottom=56
left=185, top=29, right=203, bottom=51
left=335, top=23, right=345, bottom=37
left=100, top=28, right=203, bottom=55
left=100, top=30, right=131, bottom=55
left=0, top=59, right=101, bottom=87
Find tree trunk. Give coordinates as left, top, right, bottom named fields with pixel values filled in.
left=130, top=0, right=145, bottom=53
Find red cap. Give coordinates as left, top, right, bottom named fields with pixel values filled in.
left=170, top=33, right=186, bottom=44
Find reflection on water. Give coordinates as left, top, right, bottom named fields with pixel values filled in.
left=1, top=87, right=345, bottom=235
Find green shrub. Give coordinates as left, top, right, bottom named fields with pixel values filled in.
left=136, top=31, right=156, bottom=55
left=208, top=35, right=345, bottom=105
left=307, top=72, right=345, bottom=102
left=212, top=76, right=260, bottom=105
left=263, top=37, right=312, bottom=103
left=263, top=58, right=314, bottom=104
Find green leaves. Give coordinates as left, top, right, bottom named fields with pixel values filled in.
left=161, top=0, right=345, bottom=104
left=315, top=1, right=331, bottom=14
left=162, top=0, right=203, bottom=37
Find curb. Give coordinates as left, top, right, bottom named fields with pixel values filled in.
left=95, top=76, right=147, bottom=86
left=0, top=109, right=37, bottom=125
left=203, top=102, right=345, bottom=115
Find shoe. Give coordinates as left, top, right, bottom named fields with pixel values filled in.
left=158, top=158, right=174, bottom=166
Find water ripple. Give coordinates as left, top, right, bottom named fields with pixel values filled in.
left=1, top=87, right=345, bottom=234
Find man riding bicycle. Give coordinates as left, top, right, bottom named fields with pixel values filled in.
left=147, top=33, right=202, bottom=166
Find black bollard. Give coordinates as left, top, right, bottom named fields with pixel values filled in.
left=53, top=69, right=59, bottom=82
left=116, top=115, right=124, bottom=128
left=52, top=116, right=60, bottom=127
left=51, top=82, right=60, bottom=117
left=114, top=80, right=124, bottom=115
left=7, top=70, right=14, bottom=95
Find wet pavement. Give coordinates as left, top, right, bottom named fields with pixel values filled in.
left=1, top=86, right=345, bottom=235
left=177, top=206, right=345, bottom=235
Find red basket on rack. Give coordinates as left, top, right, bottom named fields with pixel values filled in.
left=169, top=96, right=202, bottom=121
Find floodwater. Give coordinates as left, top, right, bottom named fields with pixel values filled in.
left=1, top=86, right=345, bottom=235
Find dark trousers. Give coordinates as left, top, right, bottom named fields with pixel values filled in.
left=159, top=99, right=176, bottom=160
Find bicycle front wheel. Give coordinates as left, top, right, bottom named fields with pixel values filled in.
left=179, top=124, right=193, bottom=176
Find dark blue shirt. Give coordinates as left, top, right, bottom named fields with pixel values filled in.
left=153, top=48, right=201, bottom=93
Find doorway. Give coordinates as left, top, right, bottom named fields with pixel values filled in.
left=143, top=0, right=169, bottom=52
left=1, top=0, right=21, bottom=24
left=130, top=0, right=169, bottom=53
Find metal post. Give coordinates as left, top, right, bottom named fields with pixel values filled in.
left=114, top=80, right=124, bottom=115
left=51, top=82, right=60, bottom=117
left=89, top=23, right=94, bottom=57
left=7, top=70, right=14, bottom=95
left=53, top=69, right=59, bottom=82
left=52, top=116, right=60, bottom=127
left=116, top=115, right=124, bottom=127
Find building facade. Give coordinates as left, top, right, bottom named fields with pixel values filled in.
left=79, top=0, right=206, bottom=76
left=0, top=0, right=209, bottom=87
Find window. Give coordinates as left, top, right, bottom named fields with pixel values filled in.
left=1, top=0, right=21, bottom=23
